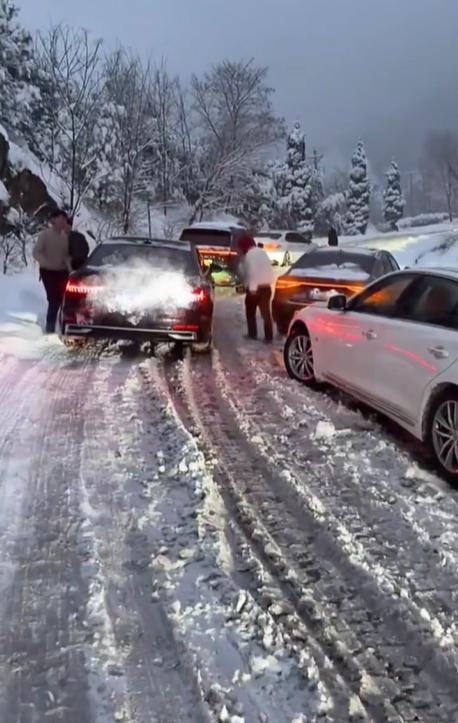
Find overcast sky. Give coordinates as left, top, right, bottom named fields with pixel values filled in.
left=18, top=0, right=458, bottom=177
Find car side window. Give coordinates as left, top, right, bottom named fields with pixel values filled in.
left=385, top=254, right=398, bottom=272
left=285, top=232, right=306, bottom=244
left=401, top=277, right=458, bottom=330
left=349, top=275, right=415, bottom=317
left=371, top=257, right=384, bottom=278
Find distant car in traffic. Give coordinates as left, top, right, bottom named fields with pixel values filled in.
left=60, top=237, right=214, bottom=352
left=273, top=246, right=399, bottom=335
left=254, top=230, right=314, bottom=267
left=179, top=222, right=246, bottom=287
left=284, top=267, right=458, bottom=481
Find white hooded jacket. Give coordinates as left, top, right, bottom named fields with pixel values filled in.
left=241, top=246, right=275, bottom=293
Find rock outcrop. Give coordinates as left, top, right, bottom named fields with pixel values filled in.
left=0, top=127, right=57, bottom=234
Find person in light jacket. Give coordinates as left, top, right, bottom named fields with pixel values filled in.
left=237, top=234, right=275, bottom=342
left=33, top=209, right=71, bottom=333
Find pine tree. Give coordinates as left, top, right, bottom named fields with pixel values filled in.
left=283, top=121, right=315, bottom=237
left=383, top=160, right=405, bottom=231
left=345, top=140, right=370, bottom=235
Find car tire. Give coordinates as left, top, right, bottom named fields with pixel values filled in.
left=428, top=388, right=458, bottom=483
left=192, top=335, right=213, bottom=355
left=284, top=326, right=316, bottom=386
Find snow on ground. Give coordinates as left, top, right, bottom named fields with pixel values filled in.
left=0, top=268, right=56, bottom=359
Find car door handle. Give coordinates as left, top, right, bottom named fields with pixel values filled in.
left=428, top=346, right=449, bottom=359
left=363, top=330, right=377, bottom=340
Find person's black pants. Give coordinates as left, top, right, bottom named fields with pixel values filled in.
left=40, top=269, right=69, bottom=333
left=245, top=285, right=273, bottom=341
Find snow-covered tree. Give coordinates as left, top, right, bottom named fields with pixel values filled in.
left=345, top=140, right=370, bottom=235
left=0, top=0, right=41, bottom=139
left=38, top=25, right=104, bottom=214
left=189, top=59, right=284, bottom=221
left=316, top=192, right=346, bottom=235
left=287, top=121, right=305, bottom=168
left=383, top=160, right=405, bottom=230
left=103, top=50, right=157, bottom=232
left=283, top=122, right=315, bottom=237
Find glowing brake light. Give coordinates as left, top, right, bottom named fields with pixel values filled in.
left=276, top=278, right=301, bottom=290
left=172, top=324, right=199, bottom=332
left=66, top=280, right=104, bottom=295
left=192, top=288, right=208, bottom=304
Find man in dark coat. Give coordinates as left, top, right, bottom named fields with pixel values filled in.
left=328, top=226, right=338, bottom=246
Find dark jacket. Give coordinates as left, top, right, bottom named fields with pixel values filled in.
left=69, top=230, right=90, bottom=270
left=328, top=227, right=338, bottom=247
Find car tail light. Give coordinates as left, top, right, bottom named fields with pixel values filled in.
left=192, top=287, right=209, bottom=304
left=275, top=278, right=301, bottom=290
left=65, top=280, right=104, bottom=296
left=172, top=324, right=199, bottom=332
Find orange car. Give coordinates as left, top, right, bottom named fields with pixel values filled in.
left=273, top=246, right=399, bottom=335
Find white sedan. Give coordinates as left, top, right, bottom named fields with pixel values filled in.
left=254, top=230, right=314, bottom=266
left=283, top=268, right=458, bottom=481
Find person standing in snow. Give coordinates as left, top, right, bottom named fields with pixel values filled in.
left=237, top=234, right=275, bottom=343
left=328, top=225, right=338, bottom=247
left=33, top=209, right=71, bottom=333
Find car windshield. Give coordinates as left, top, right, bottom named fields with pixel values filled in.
left=257, top=233, right=282, bottom=240
left=88, top=244, right=195, bottom=275
left=290, top=250, right=374, bottom=279
left=180, top=228, right=232, bottom=248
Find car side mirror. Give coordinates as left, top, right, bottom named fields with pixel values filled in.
left=327, top=293, right=347, bottom=311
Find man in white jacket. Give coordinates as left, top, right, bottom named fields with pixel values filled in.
left=238, top=234, right=275, bottom=342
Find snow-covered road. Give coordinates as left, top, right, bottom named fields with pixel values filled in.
left=0, top=297, right=457, bottom=723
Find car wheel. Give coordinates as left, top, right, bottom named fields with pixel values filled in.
left=283, top=251, right=292, bottom=267
left=284, top=326, right=315, bottom=385
left=192, top=335, right=213, bottom=355
left=429, top=389, right=458, bottom=482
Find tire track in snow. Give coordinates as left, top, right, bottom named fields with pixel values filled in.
left=170, top=349, right=458, bottom=723
left=159, top=357, right=375, bottom=723
left=77, top=355, right=211, bottom=723
left=0, top=351, right=101, bottom=723
left=214, top=348, right=458, bottom=645
left=150, top=358, right=335, bottom=723
left=214, top=302, right=458, bottom=653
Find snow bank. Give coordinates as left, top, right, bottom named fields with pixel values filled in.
left=0, top=269, right=49, bottom=359
left=395, top=229, right=458, bottom=268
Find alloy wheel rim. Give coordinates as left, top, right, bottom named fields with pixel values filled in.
left=432, top=400, right=458, bottom=474
left=288, top=334, right=314, bottom=381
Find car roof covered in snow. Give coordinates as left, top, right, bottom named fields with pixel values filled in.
left=313, top=246, right=379, bottom=257
left=184, top=222, right=246, bottom=231
left=103, top=236, right=193, bottom=251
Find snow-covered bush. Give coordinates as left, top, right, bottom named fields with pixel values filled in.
left=398, top=212, right=450, bottom=229
left=383, top=160, right=405, bottom=231
left=316, top=192, right=346, bottom=235
left=345, top=140, right=370, bottom=235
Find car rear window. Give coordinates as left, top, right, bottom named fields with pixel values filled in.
left=180, top=228, right=232, bottom=247
left=88, top=244, right=196, bottom=274
left=290, top=250, right=375, bottom=279
left=257, top=233, right=282, bottom=240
